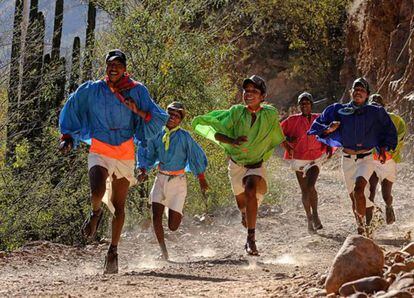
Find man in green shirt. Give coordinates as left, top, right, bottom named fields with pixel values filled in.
left=368, top=94, right=407, bottom=224
left=192, top=75, right=292, bottom=255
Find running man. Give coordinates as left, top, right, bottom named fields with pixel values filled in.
left=367, top=94, right=406, bottom=225
left=192, top=75, right=292, bottom=255
left=308, top=78, right=397, bottom=235
left=59, top=49, right=168, bottom=273
left=137, top=102, right=208, bottom=260
left=281, top=92, right=331, bottom=234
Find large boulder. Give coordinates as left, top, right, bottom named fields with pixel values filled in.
left=325, top=235, right=384, bottom=294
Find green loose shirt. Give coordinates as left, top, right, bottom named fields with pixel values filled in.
left=389, top=113, right=406, bottom=163
left=192, top=104, right=285, bottom=165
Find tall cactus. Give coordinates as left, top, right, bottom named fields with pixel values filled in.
left=20, top=8, right=45, bottom=140
left=82, top=1, right=96, bottom=82
left=6, top=0, right=25, bottom=159
left=51, top=0, right=64, bottom=61
left=69, top=37, right=81, bottom=93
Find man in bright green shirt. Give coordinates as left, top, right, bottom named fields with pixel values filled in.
left=192, top=75, right=292, bottom=255
left=368, top=94, right=407, bottom=224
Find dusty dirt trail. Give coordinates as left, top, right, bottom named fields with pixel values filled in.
left=1, top=156, right=413, bottom=297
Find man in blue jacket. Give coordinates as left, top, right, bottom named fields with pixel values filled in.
left=308, top=78, right=397, bottom=235
left=59, top=49, right=168, bottom=273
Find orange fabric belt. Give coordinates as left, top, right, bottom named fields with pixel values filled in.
left=90, top=138, right=135, bottom=160
left=159, top=168, right=185, bottom=176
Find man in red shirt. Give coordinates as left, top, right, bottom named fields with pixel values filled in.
left=281, top=92, right=331, bottom=233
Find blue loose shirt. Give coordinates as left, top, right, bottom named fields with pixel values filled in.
left=138, top=128, right=207, bottom=176
left=308, top=102, right=397, bottom=151
left=59, top=80, right=168, bottom=147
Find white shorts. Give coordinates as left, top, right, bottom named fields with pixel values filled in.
left=150, top=173, right=187, bottom=215
left=341, top=153, right=376, bottom=207
left=374, top=159, right=397, bottom=183
left=290, top=159, right=321, bottom=172
left=88, top=153, right=137, bottom=215
left=228, top=159, right=267, bottom=205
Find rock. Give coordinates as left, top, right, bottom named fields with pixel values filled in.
left=388, top=272, right=414, bottom=291
left=401, top=242, right=414, bottom=256
left=374, top=289, right=413, bottom=298
left=389, top=263, right=409, bottom=275
left=325, top=235, right=384, bottom=294
left=339, top=276, right=389, bottom=296
left=348, top=292, right=368, bottom=298
left=0, top=251, right=6, bottom=258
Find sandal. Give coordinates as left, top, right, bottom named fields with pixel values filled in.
left=81, top=208, right=103, bottom=239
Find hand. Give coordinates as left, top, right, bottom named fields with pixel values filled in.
left=326, top=146, right=333, bottom=159
left=281, top=140, right=293, bottom=158
left=324, top=121, right=340, bottom=135
left=232, top=136, right=248, bottom=146
left=379, top=147, right=387, bottom=164
left=59, top=138, right=73, bottom=155
left=137, top=169, right=148, bottom=183
left=199, top=177, right=209, bottom=194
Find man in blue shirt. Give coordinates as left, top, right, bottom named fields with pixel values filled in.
left=59, top=49, right=168, bottom=273
left=137, top=102, right=208, bottom=260
left=308, top=78, right=397, bottom=235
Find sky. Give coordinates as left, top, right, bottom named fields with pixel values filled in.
left=0, top=0, right=110, bottom=69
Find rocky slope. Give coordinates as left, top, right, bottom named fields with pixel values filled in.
left=341, top=0, right=414, bottom=145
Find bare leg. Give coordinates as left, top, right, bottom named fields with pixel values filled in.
left=366, top=172, right=379, bottom=225
left=295, top=171, right=314, bottom=233
left=89, top=165, right=108, bottom=211
left=110, top=176, right=130, bottom=246
left=83, top=166, right=108, bottom=238
left=306, top=166, right=322, bottom=230
left=243, top=175, right=263, bottom=256
left=353, top=176, right=369, bottom=234
left=152, top=202, right=168, bottom=259
left=381, top=179, right=395, bottom=224
left=235, top=193, right=247, bottom=228
left=168, top=209, right=183, bottom=231
left=103, top=176, right=129, bottom=274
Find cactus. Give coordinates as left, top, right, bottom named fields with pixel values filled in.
left=20, top=9, right=45, bottom=140
left=6, top=0, right=24, bottom=159
left=69, top=37, right=81, bottom=93
left=82, top=1, right=96, bottom=82
left=51, top=0, right=64, bottom=61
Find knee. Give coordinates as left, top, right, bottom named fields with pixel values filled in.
left=114, top=205, right=125, bottom=218
left=168, top=222, right=179, bottom=231
left=308, top=187, right=317, bottom=198
left=91, top=187, right=106, bottom=199
left=354, top=184, right=366, bottom=196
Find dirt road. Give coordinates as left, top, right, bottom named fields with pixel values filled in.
left=1, top=156, right=413, bottom=297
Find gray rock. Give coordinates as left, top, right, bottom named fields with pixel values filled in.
left=339, top=276, right=388, bottom=296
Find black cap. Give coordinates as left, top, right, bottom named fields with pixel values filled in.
left=167, top=102, right=185, bottom=118
left=242, top=75, right=267, bottom=94
left=352, top=77, right=370, bottom=94
left=297, top=92, right=313, bottom=104
left=105, top=49, right=127, bottom=66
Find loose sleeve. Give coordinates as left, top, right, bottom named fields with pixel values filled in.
left=185, top=133, right=207, bottom=176
left=308, top=104, right=342, bottom=148
left=191, top=107, right=236, bottom=144
left=131, top=85, right=168, bottom=144
left=59, top=81, right=93, bottom=146
left=378, top=109, right=397, bottom=151
left=137, top=138, right=158, bottom=170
